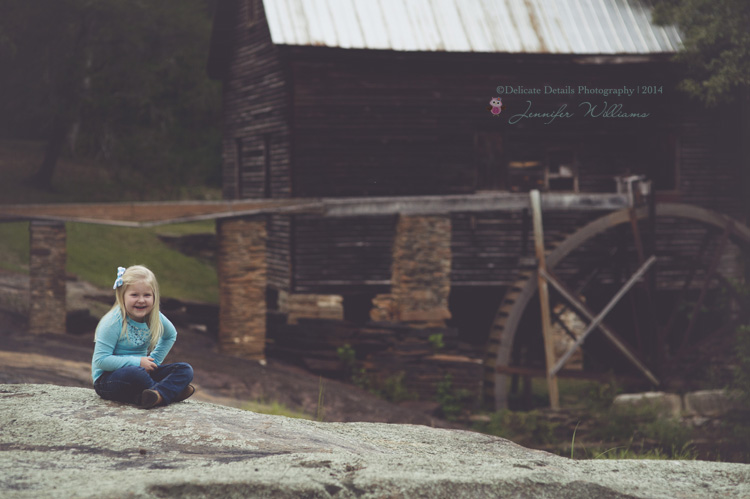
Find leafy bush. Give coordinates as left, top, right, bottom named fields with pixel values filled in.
left=435, top=374, right=473, bottom=421
left=337, top=344, right=416, bottom=402
left=428, top=333, right=445, bottom=352
left=381, top=372, right=416, bottom=403
left=588, top=402, right=693, bottom=457
left=337, top=344, right=357, bottom=373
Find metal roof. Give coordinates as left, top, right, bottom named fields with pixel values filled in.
left=263, top=0, right=682, bottom=54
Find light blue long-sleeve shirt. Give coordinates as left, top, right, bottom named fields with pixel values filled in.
left=91, top=309, right=177, bottom=382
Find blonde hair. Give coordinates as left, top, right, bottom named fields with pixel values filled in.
left=110, top=265, right=164, bottom=351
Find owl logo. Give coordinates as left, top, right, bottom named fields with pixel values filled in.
left=488, top=97, right=505, bottom=116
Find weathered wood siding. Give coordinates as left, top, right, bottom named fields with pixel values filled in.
left=266, top=214, right=291, bottom=290
left=279, top=49, right=741, bottom=291
left=220, top=0, right=291, bottom=200
left=676, top=115, right=744, bottom=219
left=218, top=0, right=293, bottom=291
left=291, top=214, right=396, bottom=294
left=285, top=49, right=683, bottom=196
left=216, top=28, right=743, bottom=293
left=450, top=210, right=606, bottom=287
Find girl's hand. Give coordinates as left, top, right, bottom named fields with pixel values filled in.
left=140, top=356, right=157, bottom=372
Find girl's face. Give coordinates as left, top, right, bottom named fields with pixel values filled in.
left=123, top=281, right=154, bottom=323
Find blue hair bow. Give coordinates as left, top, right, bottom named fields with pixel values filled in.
left=113, top=267, right=126, bottom=289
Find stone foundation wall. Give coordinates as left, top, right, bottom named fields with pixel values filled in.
left=372, top=215, right=452, bottom=327
left=217, top=217, right=267, bottom=360
left=28, top=221, right=66, bottom=334
left=278, top=291, right=343, bottom=324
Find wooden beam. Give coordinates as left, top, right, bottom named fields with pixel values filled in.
left=540, top=266, right=660, bottom=385
left=0, top=193, right=630, bottom=227
left=530, top=190, right=560, bottom=410
left=322, top=193, right=629, bottom=217
left=495, top=365, right=642, bottom=384
left=547, top=255, right=656, bottom=377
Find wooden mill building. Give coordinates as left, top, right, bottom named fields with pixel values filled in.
left=206, top=0, right=746, bottom=407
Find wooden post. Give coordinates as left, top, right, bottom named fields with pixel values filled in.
left=529, top=190, right=560, bottom=410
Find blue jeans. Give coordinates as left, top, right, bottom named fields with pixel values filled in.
left=94, top=362, right=193, bottom=406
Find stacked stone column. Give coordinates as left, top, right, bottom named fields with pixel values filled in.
left=372, top=215, right=452, bottom=327
left=217, top=217, right=267, bottom=360
left=28, top=221, right=67, bottom=334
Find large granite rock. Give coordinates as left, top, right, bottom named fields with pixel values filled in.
left=2, top=384, right=748, bottom=498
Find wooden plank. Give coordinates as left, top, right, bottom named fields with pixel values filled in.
left=530, top=190, right=560, bottom=410
left=540, top=267, right=660, bottom=386
left=495, top=365, right=641, bottom=384
left=0, top=193, right=630, bottom=227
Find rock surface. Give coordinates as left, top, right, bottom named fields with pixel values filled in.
left=2, top=384, right=749, bottom=498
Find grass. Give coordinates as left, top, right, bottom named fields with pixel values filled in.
left=0, top=139, right=222, bottom=303
left=0, top=222, right=30, bottom=273
left=585, top=438, right=697, bottom=460
left=473, top=377, right=702, bottom=460
left=241, top=400, right=313, bottom=420
left=0, top=220, right=219, bottom=304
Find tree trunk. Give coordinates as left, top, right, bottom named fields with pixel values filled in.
left=32, top=114, right=68, bottom=190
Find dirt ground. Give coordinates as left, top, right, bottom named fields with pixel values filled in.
left=0, top=303, right=452, bottom=428
left=2, top=270, right=748, bottom=463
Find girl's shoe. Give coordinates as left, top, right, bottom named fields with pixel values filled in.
left=174, top=384, right=195, bottom=403
left=139, top=389, right=163, bottom=409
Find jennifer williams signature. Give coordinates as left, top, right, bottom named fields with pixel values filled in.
left=508, top=100, right=651, bottom=125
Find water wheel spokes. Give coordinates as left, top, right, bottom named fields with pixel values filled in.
left=484, top=203, right=750, bottom=411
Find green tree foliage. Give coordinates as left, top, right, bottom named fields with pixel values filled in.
left=0, top=0, right=221, bottom=193
left=653, top=0, right=750, bottom=107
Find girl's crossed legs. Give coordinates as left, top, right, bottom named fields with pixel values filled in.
left=94, top=362, right=193, bottom=406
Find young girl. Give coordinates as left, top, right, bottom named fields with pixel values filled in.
left=92, top=265, right=195, bottom=409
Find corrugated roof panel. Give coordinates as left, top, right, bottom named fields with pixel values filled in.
left=264, top=0, right=683, bottom=54
left=554, top=0, right=587, bottom=53
left=432, top=0, right=472, bottom=51
left=527, top=0, right=570, bottom=53
left=352, top=0, right=391, bottom=50
left=263, top=0, right=293, bottom=46
left=649, top=11, right=681, bottom=51
left=484, top=0, right=524, bottom=52
left=285, top=0, right=310, bottom=47
left=603, top=0, right=639, bottom=53
left=382, top=1, right=414, bottom=51
left=306, top=0, right=339, bottom=47
left=664, top=24, right=683, bottom=51
left=566, top=0, right=599, bottom=52
left=595, top=0, right=626, bottom=53
left=326, top=0, right=365, bottom=49
left=615, top=0, right=650, bottom=51
left=506, top=0, right=543, bottom=52
left=402, top=0, right=442, bottom=51
left=455, top=1, right=485, bottom=51
left=627, top=0, right=662, bottom=50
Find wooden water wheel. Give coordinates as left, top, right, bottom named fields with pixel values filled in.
left=484, top=203, right=750, bottom=410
